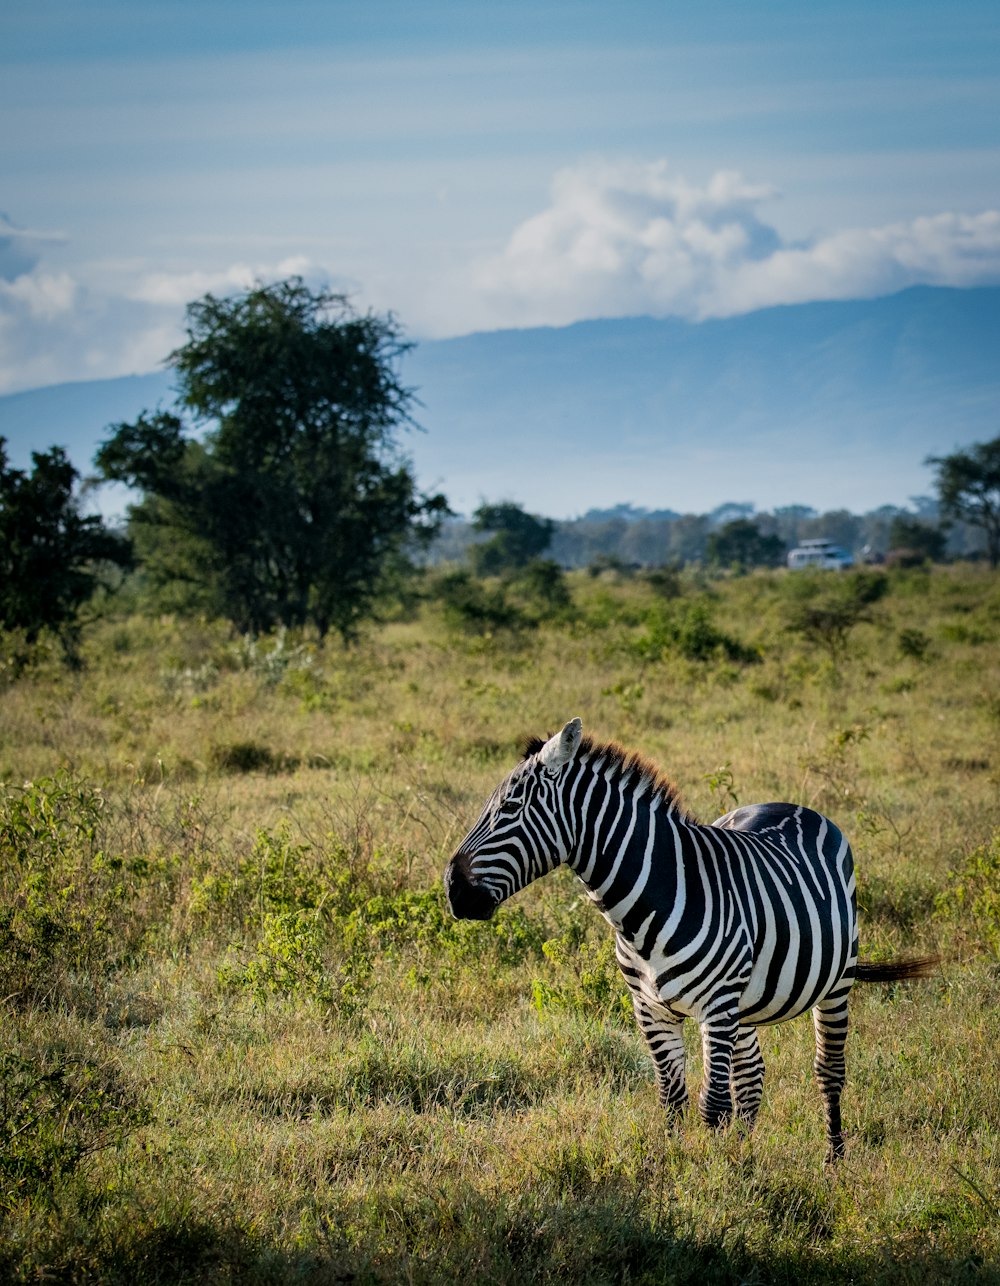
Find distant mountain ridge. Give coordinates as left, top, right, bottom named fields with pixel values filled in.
left=2, top=286, right=998, bottom=516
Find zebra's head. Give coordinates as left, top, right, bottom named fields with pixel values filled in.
left=444, top=717, right=583, bottom=920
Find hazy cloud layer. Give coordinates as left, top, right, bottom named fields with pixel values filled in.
left=473, top=159, right=1000, bottom=327
left=0, top=213, right=68, bottom=283
left=0, top=248, right=327, bottom=395
left=3, top=160, right=1000, bottom=394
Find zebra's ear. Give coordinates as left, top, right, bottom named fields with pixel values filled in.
left=539, top=717, right=583, bottom=773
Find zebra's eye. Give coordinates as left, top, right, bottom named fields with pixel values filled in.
left=497, top=796, right=522, bottom=817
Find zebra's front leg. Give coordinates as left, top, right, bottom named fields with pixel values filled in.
left=698, top=1012, right=740, bottom=1128
left=630, top=994, right=688, bottom=1116
left=731, top=1024, right=765, bottom=1129
left=813, top=987, right=851, bottom=1162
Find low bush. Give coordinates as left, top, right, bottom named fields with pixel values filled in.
left=0, top=1036, right=152, bottom=1213
left=936, top=832, right=1000, bottom=957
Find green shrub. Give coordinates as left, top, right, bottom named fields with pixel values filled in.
left=208, top=740, right=299, bottom=774
left=898, top=627, right=932, bottom=660
left=231, top=627, right=317, bottom=686
left=0, top=774, right=163, bottom=1007
left=0, top=1041, right=152, bottom=1212
left=630, top=599, right=757, bottom=664
left=0, top=773, right=104, bottom=864
left=507, top=559, right=574, bottom=619
left=436, top=570, right=529, bottom=634
left=936, top=834, right=1000, bottom=956
left=190, top=825, right=362, bottom=932
left=531, top=935, right=631, bottom=1023
left=783, top=570, right=889, bottom=661
left=219, top=909, right=346, bottom=1006
left=353, top=887, right=547, bottom=966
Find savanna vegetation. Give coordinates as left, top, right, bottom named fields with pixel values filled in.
left=2, top=563, right=999, bottom=1284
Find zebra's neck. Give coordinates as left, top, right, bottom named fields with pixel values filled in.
left=563, top=746, right=690, bottom=938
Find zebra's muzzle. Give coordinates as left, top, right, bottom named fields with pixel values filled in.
left=444, top=854, right=497, bottom=921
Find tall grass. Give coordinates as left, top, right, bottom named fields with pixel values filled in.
left=1, top=565, right=998, bottom=1283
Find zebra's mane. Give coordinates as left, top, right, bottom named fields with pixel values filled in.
left=521, top=732, right=695, bottom=821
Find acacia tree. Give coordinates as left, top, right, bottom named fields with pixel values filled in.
left=96, top=279, right=448, bottom=638
left=887, top=516, right=946, bottom=563
left=0, top=439, right=131, bottom=656
left=470, top=502, right=554, bottom=576
left=707, top=518, right=785, bottom=572
left=926, top=434, right=1000, bottom=568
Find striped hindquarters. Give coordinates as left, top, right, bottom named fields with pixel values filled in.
left=708, top=803, right=858, bottom=1024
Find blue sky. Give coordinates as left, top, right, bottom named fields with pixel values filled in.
left=2, top=0, right=999, bottom=394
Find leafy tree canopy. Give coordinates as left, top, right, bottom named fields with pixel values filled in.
left=96, top=279, right=449, bottom=638
left=707, top=519, right=785, bottom=572
left=0, top=439, right=131, bottom=654
left=783, top=570, right=889, bottom=662
left=470, top=502, right=554, bottom=576
left=887, top=516, right=946, bottom=563
left=926, top=434, right=1000, bottom=568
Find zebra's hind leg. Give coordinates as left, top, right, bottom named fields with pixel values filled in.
left=698, top=1012, right=739, bottom=1128
left=731, top=1025, right=765, bottom=1129
left=813, top=986, right=852, bottom=1162
left=631, top=995, right=688, bottom=1117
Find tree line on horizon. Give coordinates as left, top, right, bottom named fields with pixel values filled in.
left=1, top=277, right=999, bottom=662
left=430, top=496, right=987, bottom=573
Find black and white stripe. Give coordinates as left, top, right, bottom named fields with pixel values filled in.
left=445, top=717, right=934, bottom=1159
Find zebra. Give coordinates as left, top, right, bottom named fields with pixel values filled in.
left=444, top=717, right=936, bottom=1160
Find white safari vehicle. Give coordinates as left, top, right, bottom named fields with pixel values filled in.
left=786, top=538, right=854, bottom=570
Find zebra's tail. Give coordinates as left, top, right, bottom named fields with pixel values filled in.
left=854, top=955, right=939, bottom=983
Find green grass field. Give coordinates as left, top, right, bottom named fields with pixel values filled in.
left=2, top=564, right=999, bottom=1283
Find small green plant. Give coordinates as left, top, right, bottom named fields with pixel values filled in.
left=189, top=824, right=352, bottom=931
left=508, top=559, right=574, bottom=619
left=0, top=773, right=104, bottom=864
left=0, top=1043, right=152, bottom=1212
left=209, top=741, right=304, bottom=774
left=435, top=570, right=529, bottom=634
left=601, top=679, right=644, bottom=716
left=160, top=660, right=219, bottom=697
left=703, top=763, right=740, bottom=813
left=898, top=627, right=932, bottom=661
left=354, top=887, right=546, bottom=967
left=630, top=599, right=757, bottom=665
left=220, top=909, right=340, bottom=1005
left=231, top=628, right=316, bottom=686
left=936, top=833, right=1000, bottom=956
left=531, top=935, right=631, bottom=1023
left=783, top=570, right=889, bottom=663
left=0, top=774, right=156, bottom=1007
left=804, top=723, right=872, bottom=811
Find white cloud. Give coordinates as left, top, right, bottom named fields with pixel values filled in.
left=0, top=271, right=78, bottom=319
left=0, top=213, right=68, bottom=282
left=0, top=248, right=328, bottom=395
left=3, top=165, right=1000, bottom=394
left=473, top=159, right=1000, bottom=327
left=128, top=256, right=312, bottom=307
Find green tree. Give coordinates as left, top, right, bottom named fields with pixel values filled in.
left=707, top=519, right=785, bottom=571
left=470, top=502, right=554, bottom=576
left=666, top=514, right=711, bottom=564
left=784, top=570, right=889, bottom=663
left=96, top=279, right=448, bottom=638
left=887, top=516, right=947, bottom=563
left=926, top=435, right=1000, bottom=568
left=0, top=439, right=131, bottom=657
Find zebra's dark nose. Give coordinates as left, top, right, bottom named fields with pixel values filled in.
left=444, top=854, right=496, bottom=920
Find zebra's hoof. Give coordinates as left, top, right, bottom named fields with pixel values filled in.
left=698, top=1098, right=734, bottom=1130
